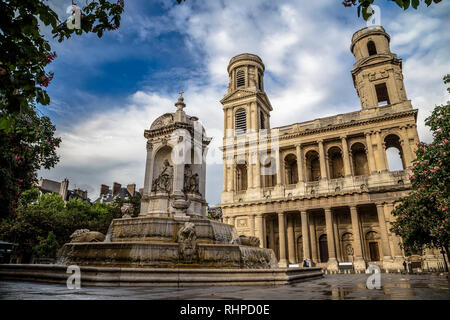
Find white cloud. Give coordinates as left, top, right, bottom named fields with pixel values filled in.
left=41, top=0, right=450, bottom=205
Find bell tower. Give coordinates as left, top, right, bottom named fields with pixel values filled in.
left=220, top=53, right=272, bottom=135
left=351, top=26, right=410, bottom=110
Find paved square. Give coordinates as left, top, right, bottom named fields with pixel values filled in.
left=0, top=274, right=448, bottom=300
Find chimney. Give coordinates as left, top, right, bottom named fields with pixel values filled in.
left=100, top=184, right=109, bottom=196
left=59, top=178, right=69, bottom=201
left=127, top=184, right=136, bottom=197
left=112, top=182, right=121, bottom=196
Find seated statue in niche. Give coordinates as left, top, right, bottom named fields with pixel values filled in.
left=183, top=164, right=200, bottom=194
left=151, top=159, right=173, bottom=193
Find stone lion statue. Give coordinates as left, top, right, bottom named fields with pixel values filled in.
left=70, top=229, right=105, bottom=243
left=232, top=235, right=260, bottom=247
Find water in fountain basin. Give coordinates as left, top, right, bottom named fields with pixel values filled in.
left=210, top=220, right=236, bottom=244
left=104, top=220, right=114, bottom=242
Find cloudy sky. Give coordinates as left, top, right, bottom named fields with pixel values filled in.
left=38, top=0, right=450, bottom=205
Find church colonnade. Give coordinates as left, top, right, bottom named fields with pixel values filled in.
left=223, top=202, right=403, bottom=270
left=223, top=125, right=418, bottom=192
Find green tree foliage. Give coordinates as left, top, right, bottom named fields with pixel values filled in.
left=0, top=0, right=125, bottom=129
left=0, top=0, right=125, bottom=217
left=342, top=0, right=443, bottom=20
left=0, top=191, right=123, bottom=261
left=33, top=231, right=59, bottom=258
left=390, top=76, right=450, bottom=264
left=0, top=112, right=61, bottom=218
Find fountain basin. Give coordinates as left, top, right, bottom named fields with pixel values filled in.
left=58, top=242, right=277, bottom=269
left=0, top=264, right=323, bottom=286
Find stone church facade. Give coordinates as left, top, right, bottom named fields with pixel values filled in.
left=218, top=26, right=444, bottom=271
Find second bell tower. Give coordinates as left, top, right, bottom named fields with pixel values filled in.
left=351, top=26, right=410, bottom=110
left=220, top=53, right=273, bottom=136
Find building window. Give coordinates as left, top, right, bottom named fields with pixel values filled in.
left=260, top=111, right=265, bottom=129
left=236, top=70, right=245, bottom=88
left=235, top=108, right=247, bottom=135
left=236, top=164, right=248, bottom=191
left=367, top=40, right=377, bottom=56
left=284, top=154, right=298, bottom=184
left=351, top=142, right=369, bottom=176
left=375, top=83, right=390, bottom=106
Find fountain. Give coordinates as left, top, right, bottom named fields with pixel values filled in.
left=0, top=93, right=322, bottom=286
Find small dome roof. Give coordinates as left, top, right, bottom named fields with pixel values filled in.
left=150, top=113, right=174, bottom=130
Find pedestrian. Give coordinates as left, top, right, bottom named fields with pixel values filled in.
left=403, top=260, right=407, bottom=273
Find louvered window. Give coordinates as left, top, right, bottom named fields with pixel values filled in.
left=367, top=41, right=377, bottom=56
left=236, top=70, right=245, bottom=88
left=235, top=108, right=246, bottom=135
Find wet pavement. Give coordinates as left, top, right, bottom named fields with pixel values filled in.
left=0, top=273, right=449, bottom=300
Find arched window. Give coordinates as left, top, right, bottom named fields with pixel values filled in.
left=260, top=111, right=265, bottom=130
left=367, top=40, right=377, bottom=56
left=385, top=134, right=405, bottom=171
left=351, top=142, right=369, bottom=176
left=284, top=154, right=298, bottom=184
left=236, top=70, right=245, bottom=88
left=236, top=163, right=248, bottom=191
left=305, top=151, right=321, bottom=182
left=328, top=147, right=344, bottom=179
left=261, top=156, right=277, bottom=187
left=235, top=108, right=247, bottom=135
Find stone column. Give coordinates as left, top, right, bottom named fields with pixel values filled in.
left=318, top=140, right=328, bottom=180
left=255, top=214, right=265, bottom=248
left=376, top=203, right=392, bottom=260
left=324, top=208, right=338, bottom=270
left=276, top=150, right=282, bottom=186
left=301, top=211, right=311, bottom=261
left=309, top=214, right=318, bottom=263
left=247, top=161, right=254, bottom=189
left=227, top=165, right=233, bottom=192
left=277, top=212, right=288, bottom=267
left=375, top=130, right=387, bottom=172
left=341, top=136, right=351, bottom=177
left=400, top=126, right=413, bottom=168
left=249, top=213, right=256, bottom=237
left=255, top=149, right=261, bottom=188
left=333, top=215, right=341, bottom=261
left=385, top=203, right=403, bottom=258
left=365, top=132, right=377, bottom=174
left=287, top=214, right=296, bottom=264
left=231, top=164, right=236, bottom=192
left=142, top=141, right=153, bottom=195
left=269, top=218, right=275, bottom=250
left=200, top=148, right=207, bottom=198
left=296, top=144, right=304, bottom=183
left=349, top=205, right=366, bottom=271
left=140, top=141, right=154, bottom=215
left=223, top=161, right=228, bottom=192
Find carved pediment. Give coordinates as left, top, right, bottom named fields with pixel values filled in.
left=220, top=89, right=273, bottom=111
left=220, top=88, right=257, bottom=104
left=150, top=113, right=174, bottom=130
